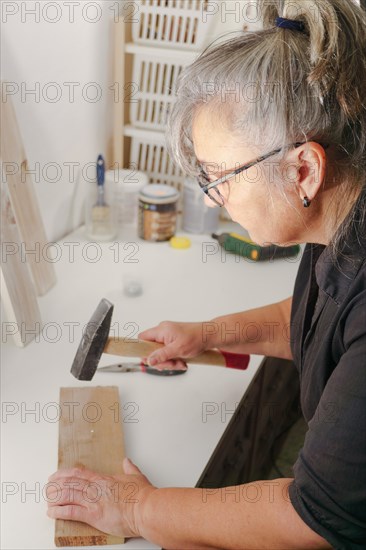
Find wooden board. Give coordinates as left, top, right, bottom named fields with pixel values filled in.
left=55, top=386, right=125, bottom=547
left=0, top=86, right=56, bottom=296
left=113, top=17, right=125, bottom=168
left=0, top=177, right=42, bottom=347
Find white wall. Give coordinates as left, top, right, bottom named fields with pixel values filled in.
left=1, top=0, right=120, bottom=241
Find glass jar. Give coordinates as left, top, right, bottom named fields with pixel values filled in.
left=138, top=184, right=180, bottom=242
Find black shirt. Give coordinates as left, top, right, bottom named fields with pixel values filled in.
left=288, top=187, right=366, bottom=549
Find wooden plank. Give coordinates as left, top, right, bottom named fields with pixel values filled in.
left=0, top=86, right=56, bottom=296
left=55, top=386, right=125, bottom=547
left=113, top=16, right=125, bottom=168
left=0, top=177, right=42, bottom=347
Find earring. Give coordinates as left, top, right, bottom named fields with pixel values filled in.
left=303, top=196, right=311, bottom=208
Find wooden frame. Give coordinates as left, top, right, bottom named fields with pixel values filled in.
left=0, top=178, right=42, bottom=347
left=0, top=86, right=56, bottom=297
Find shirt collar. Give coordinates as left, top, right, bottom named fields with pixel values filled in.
left=315, top=185, right=366, bottom=305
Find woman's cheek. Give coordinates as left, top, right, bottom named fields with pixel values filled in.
left=228, top=201, right=257, bottom=227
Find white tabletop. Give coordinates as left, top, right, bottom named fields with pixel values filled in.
left=1, top=223, right=301, bottom=549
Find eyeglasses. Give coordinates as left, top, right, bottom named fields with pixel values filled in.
left=197, top=142, right=306, bottom=207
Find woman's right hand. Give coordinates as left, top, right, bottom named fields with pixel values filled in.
left=138, top=321, right=208, bottom=371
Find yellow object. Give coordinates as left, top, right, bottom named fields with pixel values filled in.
left=170, top=236, right=191, bottom=249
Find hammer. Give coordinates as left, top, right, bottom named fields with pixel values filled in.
left=71, top=298, right=250, bottom=381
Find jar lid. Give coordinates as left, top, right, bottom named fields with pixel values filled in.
left=140, top=184, right=180, bottom=203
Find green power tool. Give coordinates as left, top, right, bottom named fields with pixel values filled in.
left=212, top=232, right=300, bottom=262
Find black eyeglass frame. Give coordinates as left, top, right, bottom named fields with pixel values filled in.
left=197, top=141, right=309, bottom=207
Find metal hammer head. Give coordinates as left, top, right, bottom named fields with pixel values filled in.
left=70, top=298, right=114, bottom=381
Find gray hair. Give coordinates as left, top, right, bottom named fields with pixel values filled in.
left=166, top=0, right=366, bottom=251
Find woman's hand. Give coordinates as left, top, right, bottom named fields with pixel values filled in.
left=46, top=458, right=157, bottom=539
left=139, top=321, right=208, bottom=370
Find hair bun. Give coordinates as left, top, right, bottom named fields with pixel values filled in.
left=259, top=0, right=366, bottom=120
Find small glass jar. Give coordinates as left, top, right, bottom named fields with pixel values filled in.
left=106, top=169, right=148, bottom=238
left=138, top=184, right=180, bottom=242
left=85, top=179, right=117, bottom=242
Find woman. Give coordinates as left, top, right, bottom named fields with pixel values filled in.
left=47, top=0, right=366, bottom=548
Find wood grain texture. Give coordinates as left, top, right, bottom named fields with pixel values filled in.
left=104, top=337, right=227, bottom=366
left=113, top=17, right=125, bottom=168
left=0, top=178, right=42, bottom=347
left=55, top=386, right=125, bottom=547
left=0, top=86, right=56, bottom=296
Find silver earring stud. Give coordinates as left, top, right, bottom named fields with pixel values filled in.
left=303, top=196, right=311, bottom=208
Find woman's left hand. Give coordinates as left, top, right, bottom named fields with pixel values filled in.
left=46, top=457, right=157, bottom=538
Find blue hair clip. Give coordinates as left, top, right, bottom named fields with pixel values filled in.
left=275, top=16, right=305, bottom=33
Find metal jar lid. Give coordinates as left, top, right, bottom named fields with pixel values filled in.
left=139, top=184, right=180, bottom=205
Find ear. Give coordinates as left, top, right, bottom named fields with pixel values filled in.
left=291, top=142, right=327, bottom=203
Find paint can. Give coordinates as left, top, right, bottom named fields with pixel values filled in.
left=138, top=184, right=179, bottom=241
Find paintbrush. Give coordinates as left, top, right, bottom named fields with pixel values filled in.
left=91, top=154, right=112, bottom=238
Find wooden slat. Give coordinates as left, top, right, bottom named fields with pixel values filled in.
left=0, top=86, right=56, bottom=296
left=0, top=178, right=42, bottom=347
left=55, top=386, right=125, bottom=547
left=113, top=17, right=125, bottom=168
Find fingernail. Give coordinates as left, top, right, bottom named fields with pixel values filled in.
left=148, top=356, right=157, bottom=366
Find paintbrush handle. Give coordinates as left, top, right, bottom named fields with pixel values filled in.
left=104, top=337, right=227, bottom=367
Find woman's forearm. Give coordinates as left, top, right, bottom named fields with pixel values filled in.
left=137, top=478, right=329, bottom=549
left=203, top=297, right=293, bottom=360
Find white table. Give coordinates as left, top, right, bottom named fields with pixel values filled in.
left=1, top=224, right=301, bottom=549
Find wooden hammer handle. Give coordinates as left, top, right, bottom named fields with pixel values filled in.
left=104, top=337, right=226, bottom=367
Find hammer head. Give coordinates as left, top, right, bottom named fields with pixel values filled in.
left=71, top=298, right=114, bottom=381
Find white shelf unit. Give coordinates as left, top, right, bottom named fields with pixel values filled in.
left=124, top=124, right=185, bottom=195
left=113, top=1, right=215, bottom=195
left=126, top=43, right=197, bottom=132
left=131, top=0, right=211, bottom=50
